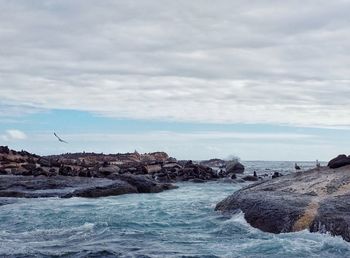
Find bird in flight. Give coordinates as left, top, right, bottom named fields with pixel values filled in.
left=54, top=132, right=68, bottom=143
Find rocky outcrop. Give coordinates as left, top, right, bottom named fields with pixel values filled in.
left=328, top=154, right=350, bottom=169
left=0, top=174, right=176, bottom=198
left=0, top=146, right=246, bottom=186
left=215, top=165, right=350, bottom=242
left=0, top=146, right=245, bottom=183
left=226, top=161, right=245, bottom=174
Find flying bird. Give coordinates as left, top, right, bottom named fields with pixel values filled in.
left=54, top=132, right=68, bottom=143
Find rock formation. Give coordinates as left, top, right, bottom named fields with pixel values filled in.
left=216, top=162, right=350, bottom=242
left=0, top=146, right=244, bottom=183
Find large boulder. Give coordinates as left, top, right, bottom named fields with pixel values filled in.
left=226, top=161, right=245, bottom=174
left=110, top=174, right=177, bottom=193
left=216, top=166, right=350, bottom=242
left=328, top=154, right=350, bottom=169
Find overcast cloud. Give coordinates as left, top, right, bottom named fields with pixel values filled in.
left=1, top=0, right=350, bottom=126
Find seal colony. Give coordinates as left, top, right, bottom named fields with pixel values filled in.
left=0, top=146, right=245, bottom=200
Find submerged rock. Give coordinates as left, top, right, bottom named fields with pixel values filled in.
left=215, top=165, right=350, bottom=242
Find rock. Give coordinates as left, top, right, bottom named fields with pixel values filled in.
left=98, top=165, right=120, bottom=176
left=144, top=164, right=162, bottom=174
left=110, top=174, right=177, bottom=193
left=328, top=154, right=350, bottom=169
left=0, top=174, right=176, bottom=198
left=37, top=158, right=51, bottom=167
left=59, top=166, right=73, bottom=176
left=0, top=146, right=10, bottom=154
left=226, top=161, right=245, bottom=174
left=272, top=172, right=283, bottom=178
left=242, top=175, right=258, bottom=181
left=215, top=166, right=350, bottom=242
left=63, top=180, right=138, bottom=198
left=21, top=163, right=37, bottom=171
left=163, top=163, right=182, bottom=170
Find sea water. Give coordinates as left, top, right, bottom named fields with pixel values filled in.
left=0, top=161, right=349, bottom=257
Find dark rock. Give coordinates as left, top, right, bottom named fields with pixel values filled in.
left=226, top=161, right=245, bottom=174
left=189, top=178, right=206, bottom=183
left=328, top=154, right=350, bottom=169
left=216, top=166, right=350, bottom=242
left=98, top=165, right=120, bottom=176
left=63, top=180, right=138, bottom=198
left=0, top=146, right=10, bottom=154
left=59, top=166, right=72, bottom=176
left=0, top=174, right=176, bottom=198
left=38, top=158, right=51, bottom=167
left=242, top=175, right=259, bottom=181
left=272, top=172, right=283, bottom=178
left=111, top=174, right=177, bottom=193
left=21, top=163, right=37, bottom=171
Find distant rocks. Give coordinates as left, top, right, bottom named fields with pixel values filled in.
left=0, top=146, right=250, bottom=201
left=226, top=161, right=245, bottom=174
left=1, top=146, right=248, bottom=183
left=0, top=146, right=178, bottom=199
left=328, top=154, right=350, bottom=169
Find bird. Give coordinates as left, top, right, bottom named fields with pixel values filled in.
left=294, top=163, right=301, bottom=170
left=54, top=132, right=68, bottom=143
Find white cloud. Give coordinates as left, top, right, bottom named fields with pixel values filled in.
left=1, top=129, right=27, bottom=141
left=0, top=1, right=350, bottom=127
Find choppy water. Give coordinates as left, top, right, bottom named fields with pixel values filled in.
left=1, top=161, right=349, bottom=257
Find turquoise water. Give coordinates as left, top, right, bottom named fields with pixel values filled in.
left=1, top=179, right=350, bottom=257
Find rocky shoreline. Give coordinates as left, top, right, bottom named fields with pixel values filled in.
left=216, top=156, right=350, bottom=242
left=0, top=146, right=246, bottom=200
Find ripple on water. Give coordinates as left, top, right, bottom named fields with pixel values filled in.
left=0, top=181, right=349, bottom=257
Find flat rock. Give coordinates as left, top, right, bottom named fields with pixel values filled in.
left=215, top=165, right=350, bottom=242
left=0, top=174, right=175, bottom=198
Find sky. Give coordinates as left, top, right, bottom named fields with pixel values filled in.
left=1, top=0, right=350, bottom=161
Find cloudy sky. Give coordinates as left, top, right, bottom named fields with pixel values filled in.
left=1, top=0, right=350, bottom=160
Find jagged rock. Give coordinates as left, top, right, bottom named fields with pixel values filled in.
left=38, top=158, right=51, bottom=167
left=328, top=154, right=350, bottom=169
left=0, top=146, right=10, bottom=154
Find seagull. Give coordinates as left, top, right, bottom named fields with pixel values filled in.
left=54, top=132, right=68, bottom=143
left=295, top=162, right=301, bottom=170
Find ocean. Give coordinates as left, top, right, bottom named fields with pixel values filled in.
left=1, top=161, right=349, bottom=257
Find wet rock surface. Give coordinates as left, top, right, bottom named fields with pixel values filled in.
left=216, top=165, right=350, bottom=242
left=0, top=174, right=175, bottom=198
